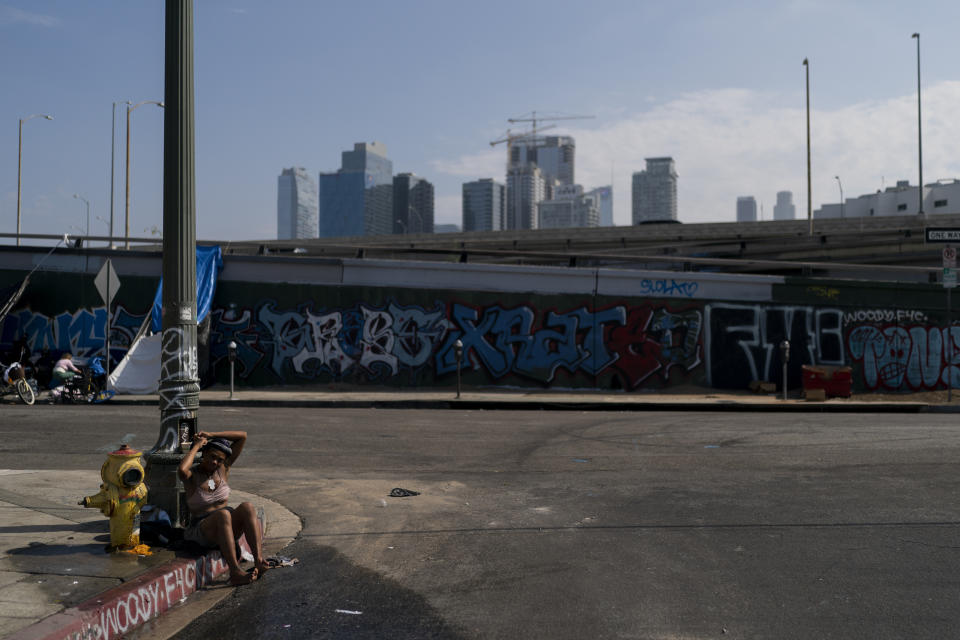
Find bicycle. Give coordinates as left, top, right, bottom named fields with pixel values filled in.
left=1, top=362, right=36, bottom=405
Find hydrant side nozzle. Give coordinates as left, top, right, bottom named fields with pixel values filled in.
left=81, top=486, right=114, bottom=516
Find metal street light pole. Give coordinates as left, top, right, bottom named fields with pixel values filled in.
left=395, top=218, right=407, bottom=234
left=803, top=58, right=812, bottom=236
left=834, top=176, right=843, bottom=218
left=96, top=215, right=111, bottom=245
left=109, top=101, right=120, bottom=249
left=73, top=194, right=90, bottom=238
left=145, top=0, right=198, bottom=528
left=912, top=33, right=923, bottom=215
left=16, top=114, right=53, bottom=246
left=408, top=204, right=423, bottom=234
left=125, top=100, right=164, bottom=249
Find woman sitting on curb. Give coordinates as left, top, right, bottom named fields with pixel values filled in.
left=177, top=430, right=269, bottom=585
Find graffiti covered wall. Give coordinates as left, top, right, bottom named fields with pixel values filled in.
left=1, top=254, right=955, bottom=392
left=205, top=297, right=705, bottom=389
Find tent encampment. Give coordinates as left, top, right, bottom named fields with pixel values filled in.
left=108, top=246, right=223, bottom=394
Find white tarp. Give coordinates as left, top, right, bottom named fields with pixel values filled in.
left=107, top=333, right=161, bottom=394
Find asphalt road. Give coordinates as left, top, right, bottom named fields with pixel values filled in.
left=4, top=404, right=960, bottom=639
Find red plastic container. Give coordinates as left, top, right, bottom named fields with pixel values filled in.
left=801, top=365, right=852, bottom=398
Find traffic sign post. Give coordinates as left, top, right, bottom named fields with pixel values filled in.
left=94, top=259, right=121, bottom=380
left=943, top=246, right=957, bottom=269
left=943, top=247, right=956, bottom=402
left=930, top=233, right=960, bottom=401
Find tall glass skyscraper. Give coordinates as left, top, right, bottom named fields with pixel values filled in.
left=318, top=142, right=393, bottom=238
left=632, top=157, right=678, bottom=224
left=277, top=167, right=319, bottom=239
left=509, top=135, right=575, bottom=205
left=586, top=186, right=613, bottom=226
left=773, top=191, right=796, bottom=220
left=462, top=178, right=505, bottom=232
left=510, top=136, right=575, bottom=186
left=736, top=196, right=757, bottom=222
left=393, top=173, right=434, bottom=234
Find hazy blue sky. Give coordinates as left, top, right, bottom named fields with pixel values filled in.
left=2, top=0, right=959, bottom=243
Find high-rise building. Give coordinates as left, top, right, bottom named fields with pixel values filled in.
left=510, top=136, right=575, bottom=186
left=462, top=178, right=505, bottom=232
left=773, top=191, right=796, bottom=220
left=587, top=186, right=613, bottom=226
left=631, top=157, right=678, bottom=224
left=393, top=173, right=434, bottom=234
left=277, top=167, right=318, bottom=240
left=736, top=196, right=757, bottom=222
left=507, top=165, right=545, bottom=230
left=505, top=135, right=574, bottom=227
left=538, top=185, right=600, bottom=229
left=318, top=142, right=393, bottom=237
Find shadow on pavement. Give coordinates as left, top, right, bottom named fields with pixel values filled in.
left=173, top=538, right=470, bottom=640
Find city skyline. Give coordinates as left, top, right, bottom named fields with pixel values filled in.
left=3, top=2, right=960, bottom=243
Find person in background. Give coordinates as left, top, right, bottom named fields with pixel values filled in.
left=51, top=352, right=81, bottom=385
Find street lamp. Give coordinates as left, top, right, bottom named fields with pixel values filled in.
left=834, top=176, right=843, bottom=218
left=912, top=33, right=923, bottom=215
left=124, top=100, right=164, bottom=249
left=408, top=204, right=423, bottom=234
left=803, top=58, right=812, bottom=236
left=73, top=194, right=90, bottom=239
left=395, top=218, right=407, bottom=234
left=16, top=114, right=54, bottom=246
left=96, top=215, right=111, bottom=246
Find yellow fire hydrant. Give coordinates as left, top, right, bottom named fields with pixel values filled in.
left=79, top=444, right=148, bottom=549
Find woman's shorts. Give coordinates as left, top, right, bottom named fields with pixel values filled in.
left=183, top=507, right=233, bottom=548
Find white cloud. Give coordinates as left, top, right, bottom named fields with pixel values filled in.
left=431, top=82, right=960, bottom=227
left=0, top=6, right=60, bottom=27
left=430, top=149, right=502, bottom=180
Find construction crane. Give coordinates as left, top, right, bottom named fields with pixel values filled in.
left=489, top=125, right=557, bottom=173
left=507, top=110, right=595, bottom=141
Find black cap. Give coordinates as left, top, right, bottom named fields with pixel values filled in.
left=204, top=438, right=233, bottom=458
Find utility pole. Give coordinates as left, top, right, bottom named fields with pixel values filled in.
left=912, top=33, right=923, bottom=215
left=803, top=58, right=812, bottom=236
left=145, top=0, right=198, bottom=528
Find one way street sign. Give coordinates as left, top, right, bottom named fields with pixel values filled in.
left=925, top=227, right=960, bottom=243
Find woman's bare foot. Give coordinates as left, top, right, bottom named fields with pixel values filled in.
left=228, top=568, right=258, bottom=585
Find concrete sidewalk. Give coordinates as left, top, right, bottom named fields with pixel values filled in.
left=0, top=470, right=300, bottom=640
left=105, top=386, right=960, bottom=413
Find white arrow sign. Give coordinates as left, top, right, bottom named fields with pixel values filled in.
left=94, top=259, right=120, bottom=305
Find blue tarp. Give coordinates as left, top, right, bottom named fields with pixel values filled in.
left=150, top=245, right=223, bottom=333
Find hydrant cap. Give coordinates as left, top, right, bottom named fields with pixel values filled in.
left=109, top=443, right=142, bottom=457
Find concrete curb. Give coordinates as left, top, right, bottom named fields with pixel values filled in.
left=103, top=396, right=958, bottom=413
left=9, top=545, right=246, bottom=640
left=8, top=510, right=281, bottom=640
